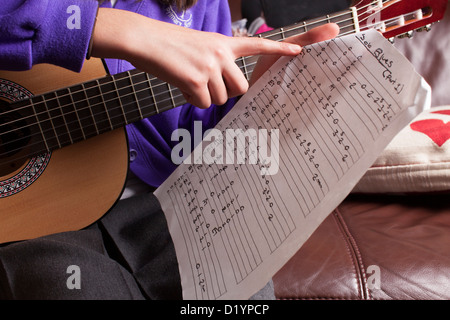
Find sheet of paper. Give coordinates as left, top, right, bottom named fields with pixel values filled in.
left=154, top=30, right=431, bottom=300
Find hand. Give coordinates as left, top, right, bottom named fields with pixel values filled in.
left=91, top=8, right=302, bottom=109
left=249, top=23, right=341, bottom=86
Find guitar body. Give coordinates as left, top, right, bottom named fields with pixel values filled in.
left=0, top=59, right=129, bottom=244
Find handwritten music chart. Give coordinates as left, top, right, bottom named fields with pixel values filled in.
left=154, top=30, right=431, bottom=300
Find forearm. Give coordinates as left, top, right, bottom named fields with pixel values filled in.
left=90, top=8, right=302, bottom=109
left=90, top=8, right=138, bottom=61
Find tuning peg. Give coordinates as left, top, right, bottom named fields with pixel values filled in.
left=398, top=30, right=414, bottom=38
left=416, top=24, right=432, bottom=32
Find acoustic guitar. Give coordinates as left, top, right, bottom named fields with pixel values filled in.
left=0, top=0, right=447, bottom=244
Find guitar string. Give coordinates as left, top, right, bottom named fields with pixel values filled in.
left=0, top=0, right=391, bottom=127
left=0, top=3, right=414, bottom=159
left=0, top=13, right=413, bottom=160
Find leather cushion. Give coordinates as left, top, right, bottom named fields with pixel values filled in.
left=273, top=193, right=450, bottom=300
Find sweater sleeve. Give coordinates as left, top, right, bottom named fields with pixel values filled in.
left=0, top=0, right=99, bottom=72
left=126, top=0, right=238, bottom=188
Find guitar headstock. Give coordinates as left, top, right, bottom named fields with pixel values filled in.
left=353, top=0, right=448, bottom=39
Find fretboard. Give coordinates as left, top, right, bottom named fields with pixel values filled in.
left=237, top=9, right=355, bottom=81
left=2, top=8, right=356, bottom=162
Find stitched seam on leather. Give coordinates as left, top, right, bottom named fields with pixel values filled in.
left=333, top=208, right=372, bottom=300
left=331, top=209, right=366, bottom=300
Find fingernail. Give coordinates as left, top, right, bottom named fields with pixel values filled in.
left=289, top=44, right=302, bottom=53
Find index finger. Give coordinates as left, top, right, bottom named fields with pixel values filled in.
left=229, top=36, right=302, bottom=58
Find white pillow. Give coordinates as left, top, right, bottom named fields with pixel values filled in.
left=353, top=106, right=450, bottom=193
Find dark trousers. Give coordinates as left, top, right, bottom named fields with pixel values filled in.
left=0, top=193, right=273, bottom=300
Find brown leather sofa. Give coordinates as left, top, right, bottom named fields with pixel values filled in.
left=273, top=193, right=450, bottom=300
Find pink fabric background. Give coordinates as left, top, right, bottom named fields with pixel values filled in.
left=394, top=5, right=450, bottom=108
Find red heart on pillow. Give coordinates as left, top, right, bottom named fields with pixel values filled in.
left=432, top=109, right=450, bottom=116
left=410, top=119, right=450, bottom=147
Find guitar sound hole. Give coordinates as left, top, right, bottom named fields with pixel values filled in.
left=0, top=101, right=31, bottom=175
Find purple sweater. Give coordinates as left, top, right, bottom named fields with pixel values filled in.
left=0, top=0, right=236, bottom=187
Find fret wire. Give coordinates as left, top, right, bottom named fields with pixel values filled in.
left=52, top=89, right=76, bottom=146
left=167, top=83, right=176, bottom=109
left=55, top=91, right=74, bottom=145
left=173, top=90, right=186, bottom=107
left=42, top=94, right=62, bottom=149
left=118, top=75, right=142, bottom=124
left=129, top=71, right=144, bottom=119
left=35, top=96, right=61, bottom=151
left=242, top=57, right=249, bottom=82
left=146, top=73, right=159, bottom=114
left=30, top=99, right=50, bottom=152
left=96, top=79, right=114, bottom=131
left=66, top=88, right=86, bottom=141
left=82, top=83, right=100, bottom=136
left=112, top=77, right=128, bottom=125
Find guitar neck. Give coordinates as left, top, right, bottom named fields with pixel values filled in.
left=18, top=8, right=357, bottom=155
left=0, top=4, right=380, bottom=167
